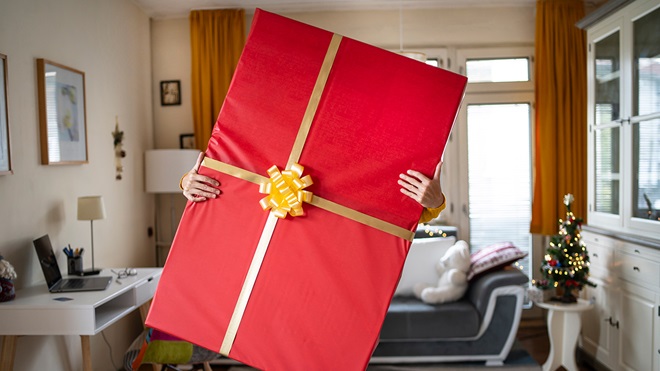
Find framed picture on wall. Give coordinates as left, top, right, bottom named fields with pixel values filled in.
left=161, top=80, right=181, bottom=106
left=179, top=133, right=195, bottom=149
left=0, top=53, right=12, bottom=175
left=36, top=59, right=88, bottom=165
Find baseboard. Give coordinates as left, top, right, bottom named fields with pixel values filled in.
left=518, top=318, right=546, bottom=328
left=577, top=348, right=612, bottom=371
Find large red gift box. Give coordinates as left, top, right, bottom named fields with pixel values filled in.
left=146, top=9, right=466, bottom=371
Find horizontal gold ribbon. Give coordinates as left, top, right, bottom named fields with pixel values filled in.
left=202, top=157, right=414, bottom=241
left=208, top=33, right=413, bottom=357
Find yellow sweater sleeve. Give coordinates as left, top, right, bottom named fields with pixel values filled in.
left=418, top=194, right=446, bottom=224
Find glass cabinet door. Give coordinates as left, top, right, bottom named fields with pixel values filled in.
left=631, top=6, right=660, bottom=223
left=593, top=31, right=621, bottom=215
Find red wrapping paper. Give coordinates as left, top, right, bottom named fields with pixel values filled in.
left=147, top=9, right=466, bottom=371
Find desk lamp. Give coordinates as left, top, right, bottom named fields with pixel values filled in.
left=77, top=196, right=106, bottom=275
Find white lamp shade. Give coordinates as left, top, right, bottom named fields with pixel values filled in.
left=77, top=196, right=106, bottom=221
left=145, top=149, right=200, bottom=193
left=398, top=51, right=427, bottom=63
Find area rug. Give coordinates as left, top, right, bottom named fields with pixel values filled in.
left=226, top=347, right=540, bottom=371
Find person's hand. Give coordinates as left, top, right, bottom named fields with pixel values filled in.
left=181, top=152, right=221, bottom=202
left=399, top=161, right=445, bottom=208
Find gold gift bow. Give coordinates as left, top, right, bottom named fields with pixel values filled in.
left=259, top=163, right=314, bottom=218
left=200, top=34, right=414, bottom=356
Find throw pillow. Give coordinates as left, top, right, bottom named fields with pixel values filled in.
left=467, top=242, right=527, bottom=281
left=394, top=236, right=457, bottom=296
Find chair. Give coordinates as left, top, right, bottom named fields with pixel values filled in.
left=123, top=300, right=218, bottom=371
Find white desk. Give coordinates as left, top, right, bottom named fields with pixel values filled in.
left=535, top=298, right=593, bottom=371
left=0, top=268, right=162, bottom=371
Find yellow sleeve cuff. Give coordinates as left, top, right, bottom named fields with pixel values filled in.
left=179, top=173, right=187, bottom=191
left=419, top=194, right=446, bottom=224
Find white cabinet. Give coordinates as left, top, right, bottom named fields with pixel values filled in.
left=582, top=277, right=618, bottom=367
left=580, top=1, right=660, bottom=367
left=580, top=229, right=660, bottom=371
left=582, top=0, right=660, bottom=241
left=618, top=282, right=657, bottom=371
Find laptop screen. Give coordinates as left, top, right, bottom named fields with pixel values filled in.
left=33, top=234, right=63, bottom=288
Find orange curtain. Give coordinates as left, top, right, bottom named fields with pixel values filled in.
left=530, top=0, right=587, bottom=235
left=190, top=9, right=245, bottom=149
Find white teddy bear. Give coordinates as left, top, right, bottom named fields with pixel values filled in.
left=413, top=240, right=472, bottom=304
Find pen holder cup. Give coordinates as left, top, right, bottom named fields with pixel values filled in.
left=67, top=256, right=83, bottom=276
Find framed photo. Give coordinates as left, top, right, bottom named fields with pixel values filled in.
left=37, top=59, right=88, bottom=165
left=161, top=80, right=181, bottom=106
left=0, top=53, right=11, bottom=174
left=179, top=133, right=195, bottom=149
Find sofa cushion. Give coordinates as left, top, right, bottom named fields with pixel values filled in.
left=380, top=296, right=480, bottom=340
left=467, top=242, right=527, bottom=280
left=394, top=236, right=456, bottom=296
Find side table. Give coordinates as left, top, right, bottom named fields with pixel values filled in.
left=535, top=298, right=594, bottom=371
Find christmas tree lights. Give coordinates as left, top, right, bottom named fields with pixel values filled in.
left=534, top=194, right=596, bottom=303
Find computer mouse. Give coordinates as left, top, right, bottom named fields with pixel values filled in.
left=128, top=268, right=137, bottom=275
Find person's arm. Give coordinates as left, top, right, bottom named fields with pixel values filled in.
left=180, top=152, right=222, bottom=202
left=419, top=199, right=446, bottom=224
left=398, top=161, right=446, bottom=223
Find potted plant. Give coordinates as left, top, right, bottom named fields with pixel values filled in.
left=0, top=254, right=17, bottom=302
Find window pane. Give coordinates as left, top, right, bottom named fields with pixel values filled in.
left=425, top=58, right=439, bottom=68
left=633, top=7, right=660, bottom=116
left=594, top=32, right=620, bottom=125
left=467, top=103, right=531, bottom=276
left=632, top=119, right=660, bottom=221
left=466, top=58, right=529, bottom=83
left=595, top=127, right=620, bottom=214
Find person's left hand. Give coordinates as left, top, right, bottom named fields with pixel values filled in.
left=399, top=161, right=445, bottom=208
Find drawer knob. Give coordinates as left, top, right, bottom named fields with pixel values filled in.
left=593, top=253, right=599, bottom=258
left=634, top=249, right=640, bottom=254
left=633, top=266, right=640, bottom=272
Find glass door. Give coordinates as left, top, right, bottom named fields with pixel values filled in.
left=588, top=17, right=624, bottom=229
left=628, top=3, right=660, bottom=232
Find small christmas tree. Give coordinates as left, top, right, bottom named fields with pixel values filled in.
left=536, top=194, right=596, bottom=303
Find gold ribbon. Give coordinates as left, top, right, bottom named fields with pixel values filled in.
left=202, top=157, right=414, bottom=242
left=207, top=33, right=414, bottom=356
left=259, top=163, right=314, bottom=218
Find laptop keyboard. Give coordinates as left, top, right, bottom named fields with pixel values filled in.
left=61, top=279, right=85, bottom=289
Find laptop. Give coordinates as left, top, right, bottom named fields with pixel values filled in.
left=33, top=234, right=112, bottom=293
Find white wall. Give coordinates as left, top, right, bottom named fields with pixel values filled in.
left=151, top=18, right=193, bottom=150
left=0, top=0, right=154, bottom=369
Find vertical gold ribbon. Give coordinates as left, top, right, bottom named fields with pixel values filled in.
left=219, top=34, right=343, bottom=355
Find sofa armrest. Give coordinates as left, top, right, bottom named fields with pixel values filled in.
left=465, top=269, right=528, bottom=317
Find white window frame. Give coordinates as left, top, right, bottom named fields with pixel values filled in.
left=456, top=47, right=535, bottom=94
left=445, top=47, right=534, bottom=242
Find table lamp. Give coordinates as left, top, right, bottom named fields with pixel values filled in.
left=77, top=195, right=106, bottom=275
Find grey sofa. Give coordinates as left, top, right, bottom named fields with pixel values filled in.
left=371, top=267, right=528, bottom=366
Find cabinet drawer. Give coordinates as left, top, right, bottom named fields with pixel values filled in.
left=134, top=273, right=161, bottom=306
left=582, top=230, right=615, bottom=247
left=617, top=252, right=660, bottom=288
left=587, top=242, right=613, bottom=273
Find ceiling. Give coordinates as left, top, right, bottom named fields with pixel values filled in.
left=133, top=0, right=538, bottom=19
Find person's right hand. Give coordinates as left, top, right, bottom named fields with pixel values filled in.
left=181, top=152, right=221, bottom=202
